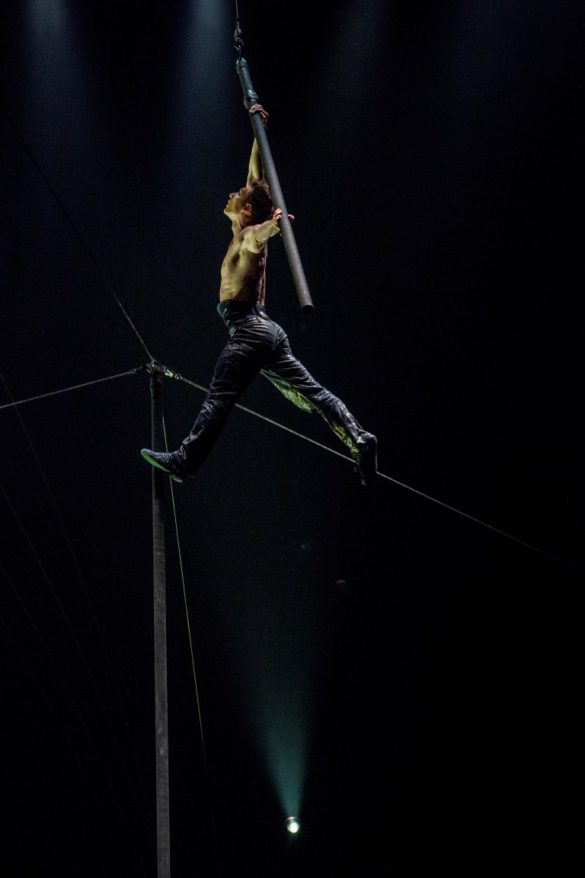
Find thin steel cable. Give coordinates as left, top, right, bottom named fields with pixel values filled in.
left=162, top=415, right=224, bottom=878
left=3, top=356, right=578, bottom=575
left=0, top=561, right=107, bottom=791
left=0, top=372, right=150, bottom=805
left=0, top=476, right=155, bottom=823
left=0, top=478, right=105, bottom=674
left=0, top=605, right=129, bottom=868
left=0, top=559, right=147, bottom=867
left=163, top=365, right=584, bottom=577
left=0, top=367, right=143, bottom=412
left=374, top=469, right=584, bottom=575
left=162, top=415, right=208, bottom=765
left=0, top=563, right=95, bottom=725
left=2, top=104, right=154, bottom=362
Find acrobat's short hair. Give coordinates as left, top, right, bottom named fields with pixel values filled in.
left=244, top=180, right=273, bottom=224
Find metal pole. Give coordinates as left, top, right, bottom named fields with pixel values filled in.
left=148, top=362, right=171, bottom=878
left=236, top=56, right=314, bottom=314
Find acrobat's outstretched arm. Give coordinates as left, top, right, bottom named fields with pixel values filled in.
left=246, top=104, right=268, bottom=186
left=244, top=208, right=295, bottom=253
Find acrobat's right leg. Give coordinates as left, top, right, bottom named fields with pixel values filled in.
left=141, top=332, right=265, bottom=481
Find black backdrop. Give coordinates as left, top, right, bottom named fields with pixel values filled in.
left=1, top=1, right=583, bottom=875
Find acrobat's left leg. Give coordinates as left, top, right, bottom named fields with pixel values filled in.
left=261, top=337, right=377, bottom=484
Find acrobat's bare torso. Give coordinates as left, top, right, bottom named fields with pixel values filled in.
left=219, top=227, right=267, bottom=306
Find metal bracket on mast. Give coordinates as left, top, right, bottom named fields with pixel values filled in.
left=146, top=360, right=166, bottom=378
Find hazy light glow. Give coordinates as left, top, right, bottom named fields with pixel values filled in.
left=286, top=816, right=300, bottom=834
left=162, top=0, right=231, bottom=170
left=28, top=0, right=68, bottom=32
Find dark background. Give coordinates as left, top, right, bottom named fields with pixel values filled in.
left=1, top=1, right=583, bottom=875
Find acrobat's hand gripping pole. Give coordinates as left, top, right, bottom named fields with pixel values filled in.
left=236, top=56, right=314, bottom=314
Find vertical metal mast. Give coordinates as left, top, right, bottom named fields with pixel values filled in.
left=148, top=362, right=171, bottom=878
left=234, top=13, right=314, bottom=313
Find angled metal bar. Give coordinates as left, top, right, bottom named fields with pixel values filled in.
left=236, top=56, right=314, bottom=313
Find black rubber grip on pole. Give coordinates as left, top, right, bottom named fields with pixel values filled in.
left=236, top=57, right=314, bottom=313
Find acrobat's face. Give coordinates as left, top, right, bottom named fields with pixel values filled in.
left=224, top=186, right=251, bottom=221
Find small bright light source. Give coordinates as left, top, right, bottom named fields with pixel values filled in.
left=286, top=816, right=300, bottom=834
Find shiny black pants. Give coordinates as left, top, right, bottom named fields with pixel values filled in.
left=177, top=303, right=367, bottom=475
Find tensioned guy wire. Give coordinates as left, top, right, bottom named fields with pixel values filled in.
left=0, top=560, right=149, bottom=871
left=0, top=481, right=150, bottom=872
left=162, top=365, right=584, bottom=577
left=161, top=414, right=223, bottom=876
left=9, top=351, right=564, bottom=580
left=0, top=372, right=150, bottom=804
left=2, top=104, right=155, bottom=362
left=162, top=415, right=208, bottom=765
left=2, top=361, right=582, bottom=574
left=0, top=368, right=143, bottom=412
left=4, top=41, right=580, bottom=754
left=9, top=51, right=569, bottom=574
